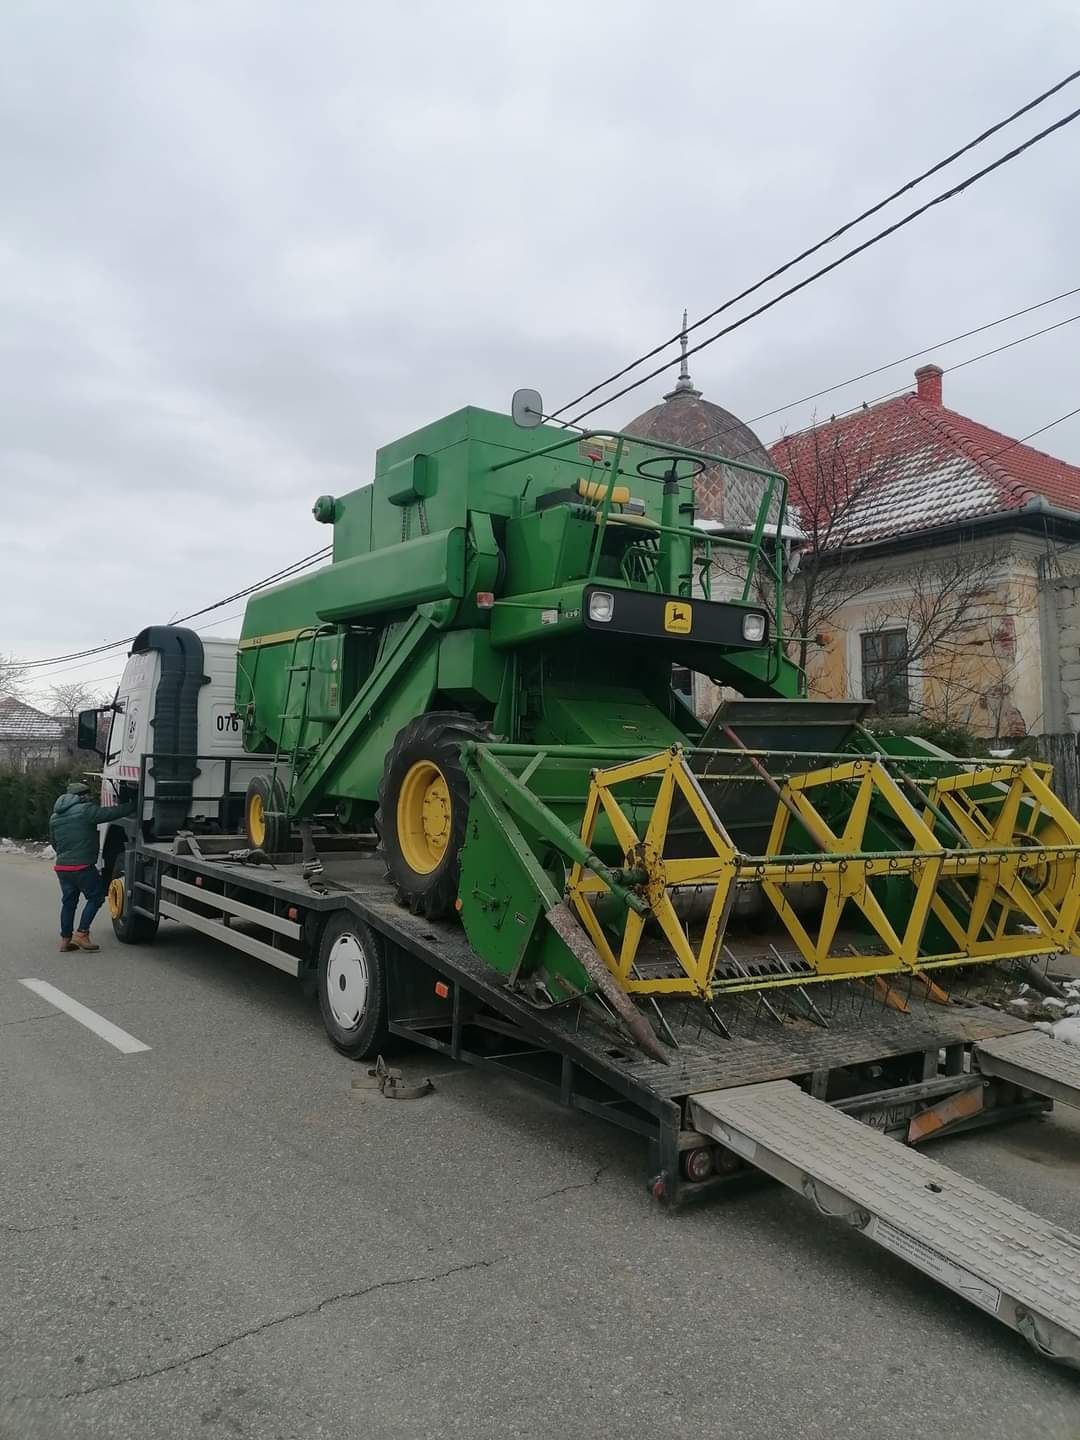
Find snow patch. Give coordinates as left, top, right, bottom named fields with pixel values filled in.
left=1, top=838, right=57, bottom=860
left=1035, top=1016, right=1080, bottom=1047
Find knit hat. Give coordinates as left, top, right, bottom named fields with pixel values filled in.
left=66, top=781, right=90, bottom=796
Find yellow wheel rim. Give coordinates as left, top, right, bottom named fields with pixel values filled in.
left=1028, top=818, right=1071, bottom=906
left=397, top=760, right=452, bottom=875
left=107, top=876, right=125, bottom=920
left=248, top=791, right=266, bottom=848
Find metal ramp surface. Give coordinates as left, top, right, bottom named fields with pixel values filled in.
left=975, top=1031, right=1080, bottom=1110
left=690, top=1080, right=1080, bottom=1367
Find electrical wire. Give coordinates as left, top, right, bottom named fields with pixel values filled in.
left=168, top=549, right=331, bottom=628
left=987, top=402, right=1080, bottom=460
left=772, top=312, right=1080, bottom=441
left=692, top=303, right=1080, bottom=463
left=26, top=612, right=251, bottom=706
left=17, top=547, right=331, bottom=670
left=26, top=613, right=248, bottom=695
left=742, top=289, right=1080, bottom=430
left=562, top=97, right=1080, bottom=426
left=551, top=68, right=1080, bottom=421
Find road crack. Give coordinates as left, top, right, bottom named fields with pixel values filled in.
left=22, top=1255, right=506, bottom=1403
left=528, top=1164, right=606, bottom=1201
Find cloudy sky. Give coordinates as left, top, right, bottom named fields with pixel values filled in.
left=5, top=0, right=1080, bottom=702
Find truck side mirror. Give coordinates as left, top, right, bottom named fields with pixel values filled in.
left=77, top=708, right=105, bottom=758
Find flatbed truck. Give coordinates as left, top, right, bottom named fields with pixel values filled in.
left=102, top=749, right=1080, bottom=1369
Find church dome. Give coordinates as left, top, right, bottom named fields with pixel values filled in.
left=623, top=314, right=773, bottom=524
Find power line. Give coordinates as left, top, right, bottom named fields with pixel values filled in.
left=26, top=612, right=250, bottom=699
left=783, top=318, right=1080, bottom=440
left=678, top=288, right=1080, bottom=463
left=563, top=97, right=1080, bottom=426
left=47, top=610, right=250, bottom=679
left=18, top=547, right=331, bottom=670
left=988, top=402, right=1080, bottom=460
left=743, top=287, right=1080, bottom=429
left=551, top=68, right=1080, bottom=422
left=167, top=549, right=331, bottom=628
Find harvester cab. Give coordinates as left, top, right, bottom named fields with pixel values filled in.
left=235, top=403, right=1080, bottom=1061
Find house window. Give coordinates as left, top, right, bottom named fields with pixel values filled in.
left=861, top=629, right=909, bottom=715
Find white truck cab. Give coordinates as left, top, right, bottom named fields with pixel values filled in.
left=79, top=625, right=281, bottom=884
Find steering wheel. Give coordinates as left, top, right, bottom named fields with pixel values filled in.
left=635, top=455, right=706, bottom=482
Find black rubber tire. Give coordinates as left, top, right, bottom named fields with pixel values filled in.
left=317, top=913, right=389, bottom=1058
left=109, top=852, right=159, bottom=945
left=375, top=711, right=486, bottom=919
left=244, top=773, right=290, bottom=853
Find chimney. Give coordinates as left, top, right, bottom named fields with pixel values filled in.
left=915, top=363, right=943, bottom=405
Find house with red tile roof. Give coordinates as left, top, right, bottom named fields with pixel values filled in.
left=768, top=366, right=1080, bottom=737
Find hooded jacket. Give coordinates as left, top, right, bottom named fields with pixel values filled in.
left=48, top=793, right=135, bottom=869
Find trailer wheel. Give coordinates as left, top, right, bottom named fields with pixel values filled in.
left=244, top=774, right=289, bottom=853
left=376, top=711, right=485, bottom=919
left=108, top=852, right=159, bottom=944
left=317, top=914, right=388, bottom=1058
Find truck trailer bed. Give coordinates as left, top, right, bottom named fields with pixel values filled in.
left=128, top=834, right=1080, bottom=1366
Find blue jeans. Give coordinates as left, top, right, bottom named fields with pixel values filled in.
left=58, top=868, right=105, bottom=938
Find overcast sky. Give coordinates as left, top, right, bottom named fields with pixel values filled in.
left=5, top=0, right=1080, bottom=701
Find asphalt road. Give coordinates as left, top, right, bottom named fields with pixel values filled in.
left=1, top=852, right=1079, bottom=1440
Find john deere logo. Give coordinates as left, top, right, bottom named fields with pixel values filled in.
left=664, top=602, right=692, bottom=635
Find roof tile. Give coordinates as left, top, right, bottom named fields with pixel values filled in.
left=769, top=389, right=1080, bottom=545
left=0, top=697, right=67, bottom=742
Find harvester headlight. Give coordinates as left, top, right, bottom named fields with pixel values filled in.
left=588, top=590, right=616, bottom=623
left=742, top=612, right=766, bottom=642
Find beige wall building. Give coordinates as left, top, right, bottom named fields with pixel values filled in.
left=771, top=366, right=1080, bottom=739
left=621, top=339, right=1080, bottom=739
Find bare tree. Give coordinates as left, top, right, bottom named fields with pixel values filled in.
left=0, top=653, right=26, bottom=700
left=771, top=426, right=903, bottom=676
left=857, top=543, right=1022, bottom=734
left=42, top=680, right=104, bottom=720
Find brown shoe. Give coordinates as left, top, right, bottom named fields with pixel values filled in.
left=59, top=938, right=76, bottom=953
left=72, top=932, right=100, bottom=952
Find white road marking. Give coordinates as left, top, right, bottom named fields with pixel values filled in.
left=18, top=979, right=151, bottom=1055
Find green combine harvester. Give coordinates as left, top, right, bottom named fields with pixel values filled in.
left=234, top=401, right=1080, bottom=1061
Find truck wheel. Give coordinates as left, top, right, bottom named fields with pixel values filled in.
left=244, top=774, right=289, bottom=852
left=376, top=711, right=484, bottom=919
left=108, top=852, right=159, bottom=944
left=317, top=914, right=388, bottom=1058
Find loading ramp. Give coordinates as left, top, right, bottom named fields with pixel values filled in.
left=975, top=1030, right=1080, bottom=1110
left=690, top=1079, right=1080, bottom=1367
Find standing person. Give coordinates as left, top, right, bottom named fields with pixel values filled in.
left=49, top=781, right=135, bottom=952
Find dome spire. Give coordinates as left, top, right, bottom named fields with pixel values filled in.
left=664, top=308, right=701, bottom=400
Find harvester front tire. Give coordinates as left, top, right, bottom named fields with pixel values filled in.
left=244, top=774, right=289, bottom=853
left=317, top=914, right=388, bottom=1058
left=376, top=711, right=484, bottom=919
left=109, top=851, right=159, bottom=945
